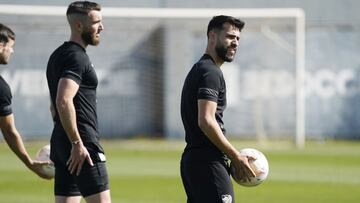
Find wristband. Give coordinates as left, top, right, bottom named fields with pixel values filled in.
left=71, top=140, right=81, bottom=145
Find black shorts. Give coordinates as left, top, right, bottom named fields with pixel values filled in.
left=180, top=151, right=234, bottom=203
left=54, top=159, right=109, bottom=197
left=51, top=140, right=109, bottom=197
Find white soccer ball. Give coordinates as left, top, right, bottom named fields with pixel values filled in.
left=36, top=144, right=55, bottom=178
left=230, top=148, right=269, bottom=187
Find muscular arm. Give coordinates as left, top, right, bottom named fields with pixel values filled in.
left=0, top=114, right=52, bottom=179
left=56, top=78, right=93, bottom=175
left=197, top=99, right=239, bottom=159
left=1, top=114, right=33, bottom=167
left=198, top=99, right=256, bottom=179
left=56, top=78, right=81, bottom=143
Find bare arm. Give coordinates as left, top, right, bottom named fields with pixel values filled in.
left=198, top=99, right=256, bottom=180
left=0, top=114, right=52, bottom=179
left=56, top=78, right=93, bottom=175
left=56, top=78, right=82, bottom=143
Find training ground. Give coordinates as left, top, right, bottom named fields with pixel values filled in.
left=0, top=139, right=359, bottom=203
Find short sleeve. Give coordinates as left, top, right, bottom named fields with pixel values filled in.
left=61, top=52, right=87, bottom=84
left=0, top=84, right=12, bottom=116
left=197, top=69, right=222, bottom=102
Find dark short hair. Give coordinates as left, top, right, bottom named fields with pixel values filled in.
left=0, top=23, right=15, bottom=44
left=66, top=1, right=101, bottom=16
left=207, top=15, right=245, bottom=37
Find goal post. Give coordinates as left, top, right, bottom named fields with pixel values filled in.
left=0, top=5, right=305, bottom=148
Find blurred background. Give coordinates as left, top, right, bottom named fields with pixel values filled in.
left=0, top=0, right=360, bottom=142
left=1, top=1, right=360, bottom=203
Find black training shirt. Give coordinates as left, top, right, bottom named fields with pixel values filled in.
left=0, top=76, right=12, bottom=117
left=181, top=54, right=227, bottom=159
left=46, top=41, right=99, bottom=143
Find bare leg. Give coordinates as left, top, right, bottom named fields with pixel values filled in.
left=85, top=190, right=111, bottom=203
left=55, top=195, right=81, bottom=203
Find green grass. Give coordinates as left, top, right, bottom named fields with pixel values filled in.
left=0, top=139, right=360, bottom=203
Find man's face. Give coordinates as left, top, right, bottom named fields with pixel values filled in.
left=0, top=39, right=15, bottom=65
left=81, top=10, right=104, bottom=46
left=214, top=23, right=240, bottom=62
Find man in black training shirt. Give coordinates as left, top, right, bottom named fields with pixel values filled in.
left=46, top=1, right=111, bottom=202
left=0, top=23, right=52, bottom=179
left=180, top=15, right=256, bottom=203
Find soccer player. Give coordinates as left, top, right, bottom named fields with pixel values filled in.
left=0, top=23, right=52, bottom=179
left=180, top=15, right=256, bottom=203
left=46, top=1, right=111, bottom=203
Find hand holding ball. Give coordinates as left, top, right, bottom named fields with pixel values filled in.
left=230, top=148, right=269, bottom=187
left=36, top=144, right=55, bottom=178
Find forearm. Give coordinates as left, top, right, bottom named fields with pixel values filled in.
left=57, top=99, right=81, bottom=143
left=2, top=128, right=32, bottom=167
left=199, top=118, right=239, bottom=160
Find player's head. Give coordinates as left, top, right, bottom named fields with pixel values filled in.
left=66, top=1, right=103, bottom=46
left=0, top=23, right=15, bottom=65
left=207, top=15, right=245, bottom=62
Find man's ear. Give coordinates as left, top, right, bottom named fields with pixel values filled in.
left=208, top=30, right=217, bottom=44
left=75, top=20, right=83, bottom=32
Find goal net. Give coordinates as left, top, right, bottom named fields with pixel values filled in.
left=0, top=5, right=305, bottom=147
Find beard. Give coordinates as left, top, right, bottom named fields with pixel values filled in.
left=0, top=54, right=9, bottom=65
left=215, top=43, right=236, bottom=62
left=81, top=31, right=100, bottom=46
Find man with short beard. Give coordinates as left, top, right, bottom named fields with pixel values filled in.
left=46, top=1, right=111, bottom=203
left=0, top=23, right=53, bottom=180
left=180, top=15, right=256, bottom=203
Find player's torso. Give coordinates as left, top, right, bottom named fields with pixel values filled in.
left=0, top=76, right=12, bottom=116
left=0, top=76, right=11, bottom=99
left=47, top=42, right=99, bottom=142
left=181, top=55, right=227, bottom=152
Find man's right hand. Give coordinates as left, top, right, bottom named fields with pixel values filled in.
left=231, top=153, right=256, bottom=182
left=28, top=160, right=54, bottom=180
left=66, top=142, right=94, bottom=176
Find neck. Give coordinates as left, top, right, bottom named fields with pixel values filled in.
left=205, top=47, right=224, bottom=68
left=69, top=33, right=87, bottom=49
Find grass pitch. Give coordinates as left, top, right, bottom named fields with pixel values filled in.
left=0, top=139, right=359, bottom=203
